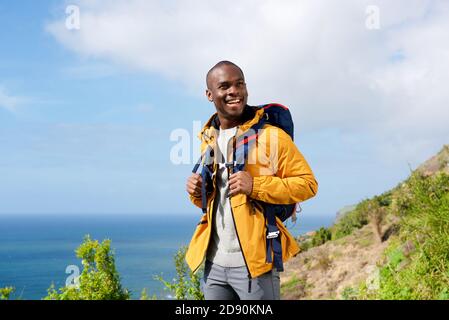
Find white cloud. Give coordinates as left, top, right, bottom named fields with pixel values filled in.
left=46, top=0, right=449, bottom=164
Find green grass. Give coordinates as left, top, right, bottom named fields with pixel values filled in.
left=359, top=172, right=449, bottom=300
left=280, top=275, right=310, bottom=298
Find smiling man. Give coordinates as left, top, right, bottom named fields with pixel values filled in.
left=185, top=60, right=318, bottom=300
left=205, top=62, right=248, bottom=129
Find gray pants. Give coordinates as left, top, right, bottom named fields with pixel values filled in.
left=202, top=260, right=280, bottom=300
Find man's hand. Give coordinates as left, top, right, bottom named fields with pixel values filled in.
left=186, top=173, right=202, bottom=198
left=229, top=171, right=253, bottom=197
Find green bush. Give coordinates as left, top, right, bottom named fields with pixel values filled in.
left=332, top=193, right=392, bottom=240
left=332, top=200, right=370, bottom=239
left=155, top=246, right=204, bottom=300
left=311, top=227, right=332, bottom=247
left=375, top=192, right=393, bottom=207
left=0, top=287, right=15, bottom=300
left=45, top=235, right=130, bottom=300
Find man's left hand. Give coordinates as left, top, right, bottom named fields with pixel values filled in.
left=228, top=171, right=253, bottom=197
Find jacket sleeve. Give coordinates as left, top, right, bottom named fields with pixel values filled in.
left=249, top=128, right=318, bottom=204
left=189, top=193, right=203, bottom=209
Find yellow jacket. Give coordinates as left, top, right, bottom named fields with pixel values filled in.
left=185, top=107, right=318, bottom=278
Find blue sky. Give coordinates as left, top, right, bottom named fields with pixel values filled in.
left=1, top=1, right=448, bottom=218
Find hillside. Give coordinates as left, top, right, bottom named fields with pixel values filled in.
left=416, top=145, right=449, bottom=176
left=281, top=145, right=449, bottom=300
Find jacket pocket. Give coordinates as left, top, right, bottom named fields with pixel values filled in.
left=230, top=194, right=248, bottom=208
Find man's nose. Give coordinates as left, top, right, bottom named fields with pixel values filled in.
left=227, top=85, right=238, bottom=96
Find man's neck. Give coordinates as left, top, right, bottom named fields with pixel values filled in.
left=217, top=116, right=241, bottom=130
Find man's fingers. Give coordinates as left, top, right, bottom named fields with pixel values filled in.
left=187, top=180, right=197, bottom=189
left=228, top=171, right=252, bottom=197
left=187, top=184, right=200, bottom=194
left=188, top=178, right=201, bottom=188
left=229, top=173, right=242, bottom=186
left=187, top=181, right=201, bottom=192
left=228, top=175, right=242, bottom=195
left=229, top=172, right=240, bottom=182
left=190, top=174, right=202, bottom=184
left=228, top=180, right=241, bottom=197
left=188, top=174, right=202, bottom=186
left=229, top=187, right=241, bottom=197
left=186, top=174, right=202, bottom=196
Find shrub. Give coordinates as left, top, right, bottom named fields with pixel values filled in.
left=332, top=192, right=392, bottom=241
left=332, top=200, right=370, bottom=239
left=311, top=227, right=332, bottom=247
left=44, top=235, right=130, bottom=300
left=0, top=287, right=15, bottom=300
left=155, top=246, right=204, bottom=300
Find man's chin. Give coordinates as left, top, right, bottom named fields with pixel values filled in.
left=225, top=103, right=245, bottom=115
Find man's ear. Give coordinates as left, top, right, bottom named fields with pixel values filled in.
left=205, top=89, right=213, bottom=102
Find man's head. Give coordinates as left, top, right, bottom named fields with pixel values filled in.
left=206, top=61, right=248, bottom=127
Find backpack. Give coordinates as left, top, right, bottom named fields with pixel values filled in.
left=192, top=103, right=299, bottom=272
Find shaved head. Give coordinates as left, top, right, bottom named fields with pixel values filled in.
left=206, top=61, right=245, bottom=89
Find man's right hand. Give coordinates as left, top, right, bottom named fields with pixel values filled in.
left=186, top=173, right=202, bottom=198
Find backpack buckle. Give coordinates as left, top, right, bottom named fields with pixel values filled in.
left=225, top=162, right=235, bottom=170
left=267, top=231, right=280, bottom=239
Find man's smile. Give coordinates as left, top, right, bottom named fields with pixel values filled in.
left=226, top=98, right=243, bottom=108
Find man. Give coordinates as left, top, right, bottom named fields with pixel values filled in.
left=185, top=61, right=318, bottom=300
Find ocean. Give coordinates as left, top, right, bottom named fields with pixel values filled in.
left=0, top=213, right=334, bottom=300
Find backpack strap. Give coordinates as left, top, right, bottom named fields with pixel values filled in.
left=232, top=109, right=267, bottom=172
left=265, top=206, right=284, bottom=272
left=192, top=145, right=214, bottom=214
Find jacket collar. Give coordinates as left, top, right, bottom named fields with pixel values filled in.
left=199, top=105, right=264, bottom=143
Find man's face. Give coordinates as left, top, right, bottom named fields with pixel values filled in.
left=206, top=64, right=248, bottom=122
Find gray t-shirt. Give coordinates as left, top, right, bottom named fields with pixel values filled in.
left=206, top=126, right=246, bottom=267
